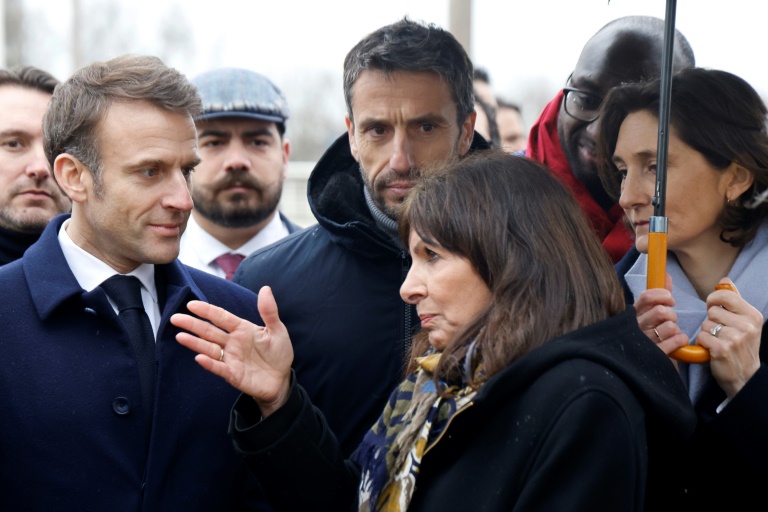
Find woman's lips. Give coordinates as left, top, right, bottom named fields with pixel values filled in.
left=632, top=220, right=649, bottom=233
left=419, top=314, right=435, bottom=327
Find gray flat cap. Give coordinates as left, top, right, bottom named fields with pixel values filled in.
left=192, top=67, right=289, bottom=123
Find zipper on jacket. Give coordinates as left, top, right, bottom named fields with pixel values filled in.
left=355, top=226, right=413, bottom=368
left=401, top=251, right=412, bottom=360
left=423, top=401, right=475, bottom=456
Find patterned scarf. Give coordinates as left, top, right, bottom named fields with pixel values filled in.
left=356, top=350, right=480, bottom=511
left=526, top=91, right=634, bottom=263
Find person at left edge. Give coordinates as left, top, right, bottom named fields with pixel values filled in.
left=0, top=55, right=269, bottom=511
left=179, top=68, right=300, bottom=280
left=0, top=66, right=71, bottom=265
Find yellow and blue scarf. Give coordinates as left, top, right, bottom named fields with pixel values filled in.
left=355, top=351, right=479, bottom=511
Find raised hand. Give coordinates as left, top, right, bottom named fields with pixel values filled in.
left=171, top=285, right=293, bottom=417
left=696, top=278, right=763, bottom=398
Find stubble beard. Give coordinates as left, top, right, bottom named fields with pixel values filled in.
left=361, top=136, right=463, bottom=221
left=0, top=182, right=71, bottom=234
left=360, top=165, right=419, bottom=221
left=0, top=206, right=55, bottom=233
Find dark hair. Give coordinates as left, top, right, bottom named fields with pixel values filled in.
left=400, top=150, right=625, bottom=389
left=44, top=54, right=202, bottom=188
left=597, top=67, right=768, bottom=247
left=473, top=67, right=490, bottom=84
left=496, top=98, right=522, bottom=114
left=0, top=65, right=59, bottom=94
left=474, top=94, right=500, bottom=147
left=343, top=17, right=474, bottom=128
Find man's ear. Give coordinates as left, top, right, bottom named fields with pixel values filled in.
left=54, top=154, right=90, bottom=204
left=281, top=139, right=291, bottom=181
left=345, top=115, right=360, bottom=162
left=458, top=111, right=477, bottom=156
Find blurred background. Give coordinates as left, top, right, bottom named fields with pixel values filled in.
left=2, top=0, right=763, bottom=225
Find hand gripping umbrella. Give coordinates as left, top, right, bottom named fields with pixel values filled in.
left=646, top=0, right=734, bottom=364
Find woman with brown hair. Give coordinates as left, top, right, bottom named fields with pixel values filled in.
left=597, top=67, right=768, bottom=509
left=171, top=150, right=693, bottom=511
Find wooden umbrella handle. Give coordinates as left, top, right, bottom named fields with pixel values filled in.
left=669, top=283, right=736, bottom=363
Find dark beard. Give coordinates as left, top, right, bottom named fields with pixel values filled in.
left=192, top=183, right=283, bottom=228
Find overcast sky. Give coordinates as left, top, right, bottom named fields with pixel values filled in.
left=20, top=0, right=766, bottom=120
left=187, top=0, right=766, bottom=97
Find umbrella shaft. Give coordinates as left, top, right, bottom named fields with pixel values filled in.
left=646, top=216, right=668, bottom=289
left=654, top=0, right=677, bottom=217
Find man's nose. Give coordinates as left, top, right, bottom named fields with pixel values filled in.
left=224, top=142, right=251, bottom=173
left=389, top=131, right=415, bottom=174
left=164, top=170, right=194, bottom=212
left=25, top=142, right=53, bottom=181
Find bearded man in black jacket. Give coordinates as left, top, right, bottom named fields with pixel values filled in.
left=0, top=66, right=71, bottom=265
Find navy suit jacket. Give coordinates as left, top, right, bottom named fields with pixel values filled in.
left=0, top=215, right=267, bottom=511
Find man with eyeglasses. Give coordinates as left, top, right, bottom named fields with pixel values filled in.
left=526, top=15, right=695, bottom=262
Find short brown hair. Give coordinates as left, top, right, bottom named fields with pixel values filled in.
left=400, top=150, right=625, bottom=388
left=43, top=54, right=201, bottom=184
left=343, top=17, right=474, bottom=129
left=0, top=65, right=59, bottom=94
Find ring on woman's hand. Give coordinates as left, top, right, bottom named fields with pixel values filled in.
left=219, top=348, right=225, bottom=361
left=710, top=323, right=724, bottom=338
left=652, top=327, right=662, bottom=341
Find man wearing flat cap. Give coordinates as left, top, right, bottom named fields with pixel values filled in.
left=179, top=68, right=299, bottom=280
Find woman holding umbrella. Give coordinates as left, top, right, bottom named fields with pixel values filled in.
left=598, top=67, right=768, bottom=508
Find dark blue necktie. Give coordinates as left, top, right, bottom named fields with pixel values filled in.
left=100, top=275, right=156, bottom=423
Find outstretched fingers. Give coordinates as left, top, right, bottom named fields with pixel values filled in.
left=172, top=327, right=231, bottom=380
left=171, top=301, right=254, bottom=381
left=185, top=300, right=248, bottom=334
left=172, top=310, right=228, bottom=345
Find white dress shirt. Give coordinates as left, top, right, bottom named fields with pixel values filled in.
left=57, top=219, right=161, bottom=339
left=178, top=213, right=289, bottom=279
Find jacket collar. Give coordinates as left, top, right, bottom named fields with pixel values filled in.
left=24, top=214, right=207, bottom=321
left=307, top=131, right=490, bottom=258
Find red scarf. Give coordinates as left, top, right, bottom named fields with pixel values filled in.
left=526, top=91, right=634, bottom=263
